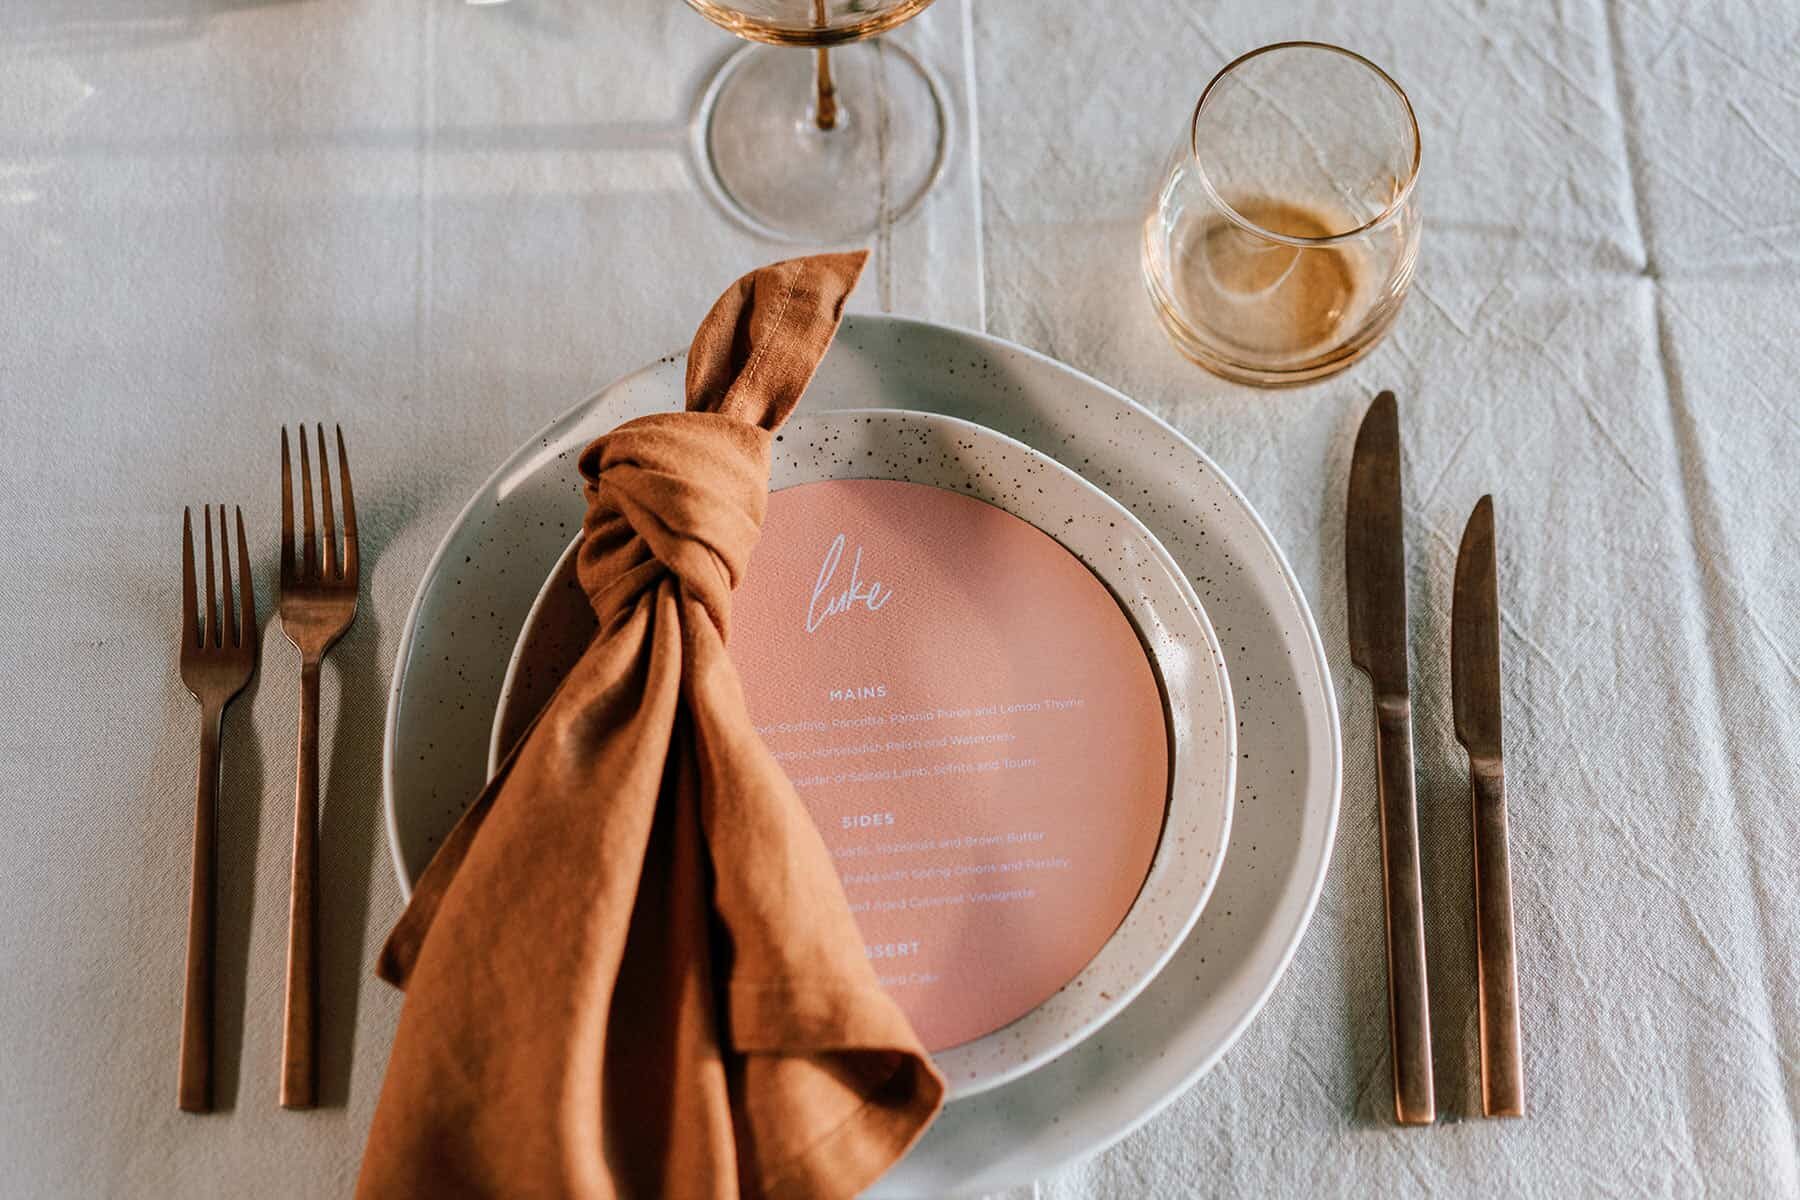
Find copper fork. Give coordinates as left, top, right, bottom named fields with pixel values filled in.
left=177, top=505, right=257, bottom=1113
left=277, top=425, right=359, bottom=1109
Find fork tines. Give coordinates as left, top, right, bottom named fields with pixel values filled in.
left=280, top=424, right=359, bottom=588
left=180, top=504, right=256, bottom=660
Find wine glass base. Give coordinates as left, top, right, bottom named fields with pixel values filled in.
left=694, top=40, right=950, bottom=244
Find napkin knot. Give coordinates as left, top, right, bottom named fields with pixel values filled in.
left=570, top=248, right=869, bottom=642
left=577, top=412, right=771, bottom=639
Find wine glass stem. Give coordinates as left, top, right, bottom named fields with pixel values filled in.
left=814, top=46, right=839, bottom=131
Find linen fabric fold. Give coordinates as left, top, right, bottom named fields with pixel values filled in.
left=358, top=251, right=945, bottom=1200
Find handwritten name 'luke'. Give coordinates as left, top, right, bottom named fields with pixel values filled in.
left=807, top=533, right=894, bottom=633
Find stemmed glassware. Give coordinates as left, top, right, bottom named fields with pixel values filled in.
left=685, top=1, right=950, bottom=243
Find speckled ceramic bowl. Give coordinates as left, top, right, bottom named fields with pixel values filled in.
left=489, top=410, right=1236, bottom=1100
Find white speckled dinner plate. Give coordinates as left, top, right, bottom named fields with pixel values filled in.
left=486, top=409, right=1235, bottom=1101
left=383, top=315, right=1340, bottom=1196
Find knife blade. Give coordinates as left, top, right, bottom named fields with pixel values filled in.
left=1345, top=390, right=1435, bottom=1126
left=1347, top=392, right=1410, bottom=698
left=1452, top=495, right=1503, bottom=760
left=1452, top=495, right=1525, bottom=1118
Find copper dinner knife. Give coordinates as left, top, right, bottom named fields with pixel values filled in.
left=1452, top=495, right=1525, bottom=1118
left=1345, top=391, right=1435, bottom=1126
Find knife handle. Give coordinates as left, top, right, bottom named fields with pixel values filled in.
left=1471, top=763, right=1524, bottom=1117
left=1373, top=696, right=1435, bottom=1125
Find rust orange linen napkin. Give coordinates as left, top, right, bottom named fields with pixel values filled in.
left=358, top=251, right=945, bottom=1200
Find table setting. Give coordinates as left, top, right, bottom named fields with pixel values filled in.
left=3, top=1, right=1797, bottom=1198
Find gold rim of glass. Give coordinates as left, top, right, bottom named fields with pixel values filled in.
left=684, top=0, right=938, bottom=47
left=1187, top=41, right=1421, bottom=250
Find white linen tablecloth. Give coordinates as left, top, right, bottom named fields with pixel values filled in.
left=2, top=1, right=1795, bottom=1197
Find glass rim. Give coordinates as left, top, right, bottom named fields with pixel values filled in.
left=1187, top=41, right=1422, bottom=249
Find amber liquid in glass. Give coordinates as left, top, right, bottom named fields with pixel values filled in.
left=1170, top=197, right=1369, bottom=360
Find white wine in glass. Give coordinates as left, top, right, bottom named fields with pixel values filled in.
left=685, top=0, right=949, bottom=243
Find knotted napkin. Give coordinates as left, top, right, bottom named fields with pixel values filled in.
left=359, top=252, right=945, bottom=1200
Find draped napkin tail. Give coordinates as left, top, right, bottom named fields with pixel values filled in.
left=358, top=251, right=945, bottom=1200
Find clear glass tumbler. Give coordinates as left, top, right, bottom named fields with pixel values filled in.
left=1142, top=42, right=1421, bottom=387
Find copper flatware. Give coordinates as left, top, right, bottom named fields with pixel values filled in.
left=1452, top=495, right=1525, bottom=1118
left=277, top=425, right=359, bottom=1109
left=1345, top=390, right=1435, bottom=1126
left=177, top=505, right=257, bottom=1113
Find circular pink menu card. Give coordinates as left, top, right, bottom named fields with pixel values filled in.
left=731, top=479, right=1170, bottom=1050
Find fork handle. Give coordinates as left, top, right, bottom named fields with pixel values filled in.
left=179, top=703, right=223, bottom=1112
left=281, top=657, right=320, bottom=1109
